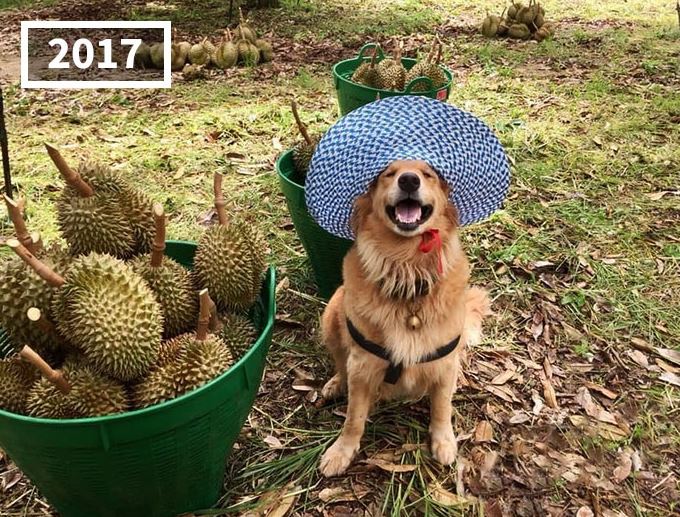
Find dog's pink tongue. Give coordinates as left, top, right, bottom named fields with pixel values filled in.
left=396, top=203, right=421, bottom=224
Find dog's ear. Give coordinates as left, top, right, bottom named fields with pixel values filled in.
left=351, top=191, right=373, bottom=235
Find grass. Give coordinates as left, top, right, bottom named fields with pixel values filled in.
left=1, top=0, right=680, bottom=515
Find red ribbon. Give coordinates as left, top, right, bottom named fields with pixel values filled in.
left=418, top=229, right=443, bottom=275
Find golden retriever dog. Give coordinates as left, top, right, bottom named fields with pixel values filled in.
left=318, top=159, right=491, bottom=477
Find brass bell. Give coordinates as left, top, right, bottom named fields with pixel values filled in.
left=407, top=314, right=422, bottom=330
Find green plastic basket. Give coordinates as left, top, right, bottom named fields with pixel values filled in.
left=276, top=150, right=352, bottom=300
left=0, top=240, right=276, bottom=517
left=333, top=43, right=453, bottom=116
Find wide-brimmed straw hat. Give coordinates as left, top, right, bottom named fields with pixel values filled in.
left=305, top=95, right=510, bottom=240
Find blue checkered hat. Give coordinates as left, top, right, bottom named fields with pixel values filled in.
left=305, top=96, right=510, bottom=240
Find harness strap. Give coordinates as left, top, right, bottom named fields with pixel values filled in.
left=346, top=318, right=461, bottom=384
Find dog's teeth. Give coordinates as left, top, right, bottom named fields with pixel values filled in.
left=396, top=204, right=422, bottom=224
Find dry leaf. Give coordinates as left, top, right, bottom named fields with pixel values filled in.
left=657, top=359, right=680, bottom=374
left=645, top=190, right=677, bottom=201
left=291, top=383, right=315, bottom=392
left=612, top=449, right=632, bottom=483
left=263, top=435, right=283, bottom=449
left=569, top=415, right=628, bottom=440
left=584, top=381, right=618, bottom=400
left=540, top=374, right=558, bottom=409
left=318, top=486, right=369, bottom=503
left=362, top=458, right=417, bottom=473
left=659, top=372, right=680, bottom=388
left=575, top=387, right=618, bottom=424
left=268, top=491, right=297, bottom=517
left=485, top=384, right=521, bottom=404
left=474, top=421, right=494, bottom=443
left=508, top=411, right=531, bottom=424
left=531, top=391, right=544, bottom=415
left=631, top=450, right=642, bottom=472
left=657, top=348, right=680, bottom=367
left=491, top=369, right=515, bottom=385
left=627, top=349, right=649, bottom=368
left=479, top=450, right=499, bottom=478
left=427, top=482, right=474, bottom=506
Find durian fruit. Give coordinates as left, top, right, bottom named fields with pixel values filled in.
left=134, top=42, right=152, bottom=68
left=255, top=38, right=273, bottom=63
left=170, top=43, right=186, bottom=71
left=404, top=42, right=448, bottom=92
left=351, top=46, right=381, bottom=88
left=131, top=204, right=198, bottom=339
left=150, top=43, right=165, bottom=69
left=481, top=14, right=502, bottom=38
left=235, top=7, right=257, bottom=43
left=237, top=39, right=260, bottom=66
left=213, top=30, right=238, bottom=69
left=0, top=199, right=68, bottom=353
left=0, top=355, right=38, bottom=414
left=290, top=100, right=319, bottom=180
left=376, top=42, right=407, bottom=91
left=534, top=23, right=554, bottom=41
left=189, top=38, right=212, bottom=66
left=218, top=312, right=257, bottom=360
left=9, top=242, right=163, bottom=382
left=508, top=23, right=532, bottom=40
left=23, top=348, right=128, bottom=419
left=517, top=0, right=540, bottom=26
left=176, top=41, right=192, bottom=62
left=182, top=63, right=207, bottom=81
left=48, top=144, right=154, bottom=257
left=193, top=173, right=266, bottom=311
left=203, top=39, right=217, bottom=65
left=507, top=2, right=523, bottom=21
left=133, top=290, right=232, bottom=409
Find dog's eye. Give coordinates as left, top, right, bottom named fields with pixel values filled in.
left=423, top=172, right=434, bottom=179
left=383, top=171, right=396, bottom=178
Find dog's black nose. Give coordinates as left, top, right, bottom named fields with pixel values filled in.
left=398, top=173, right=420, bottom=193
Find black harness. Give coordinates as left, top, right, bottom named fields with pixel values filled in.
left=346, top=318, right=461, bottom=384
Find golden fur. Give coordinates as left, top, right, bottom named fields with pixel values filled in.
left=318, top=160, right=492, bottom=477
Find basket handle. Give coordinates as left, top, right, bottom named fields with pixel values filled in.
left=355, top=43, right=384, bottom=63
left=404, top=76, right=434, bottom=93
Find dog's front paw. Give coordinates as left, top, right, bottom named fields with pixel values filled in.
left=319, top=439, right=357, bottom=477
left=431, top=436, right=458, bottom=466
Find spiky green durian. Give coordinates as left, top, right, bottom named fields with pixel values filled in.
left=290, top=101, right=319, bottom=180
left=189, top=39, right=211, bottom=65
left=218, top=312, right=257, bottom=359
left=0, top=357, right=38, bottom=414
left=0, top=241, right=70, bottom=353
left=57, top=253, right=163, bottom=381
left=508, top=23, right=531, bottom=39
left=351, top=48, right=381, bottom=88
left=134, top=42, right=152, bottom=68
left=150, top=43, right=165, bottom=69
left=176, top=41, right=192, bottom=61
left=255, top=39, right=273, bottom=63
left=481, top=15, right=502, bottom=38
left=25, top=356, right=127, bottom=418
left=237, top=40, right=260, bottom=66
left=170, top=43, right=186, bottom=71
left=130, top=204, right=198, bottom=339
left=404, top=43, right=447, bottom=92
left=235, top=7, right=257, bottom=43
left=376, top=46, right=406, bottom=90
left=213, top=32, right=238, bottom=69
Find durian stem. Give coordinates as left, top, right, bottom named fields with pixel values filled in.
left=435, top=42, right=443, bottom=66
left=290, top=100, right=313, bottom=146
left=206, top=293, right=224, bottom=332
left=426, top=41, right=438, bottom=65
left=226, top=28, right=233, bottom=42
left=214, top=172, right=229, bottom=226
left=370, top=45, right=379, bottom=67
left=3, top=194, right=34, bottom=252
left=19, top=345, right=71, bottom=394
left=150, top=203, right=166, bottom=268
left=44, top=144, right=94, bottom=198
left=6, top=238, right=65, bottom=287
left=395, top=40, right=403, bottom=62
left=197, top=289, right=212, bottom=341
left=239, top=6, right=247, bottom=24
left=30, top=231, right=43, bottom=254
left=27, top=307, right=55, bottom=336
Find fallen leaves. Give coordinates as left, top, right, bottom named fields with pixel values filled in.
left=318, top=485, right=369, bottom=504
left=427, top=482, right=475, bottom=506
left=474, top=421, right=494, bottom=443
left=658, top=371, right=680, bottom=388
left=612, top=448, right=633, bottom=483
left=362, top=458, right=417, bottom=473
left=575, top=387, right=618, bottom=424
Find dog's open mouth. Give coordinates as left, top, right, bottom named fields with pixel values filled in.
left=386, top=199, right=433, bottom=232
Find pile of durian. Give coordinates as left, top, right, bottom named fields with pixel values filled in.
left=136, top=10, right=273, bottom=75
left=0, top=146, right=266, bottom=419
left=480, top=1, right=555, bottom=41
left=349, top=42, right=448, bottom=92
